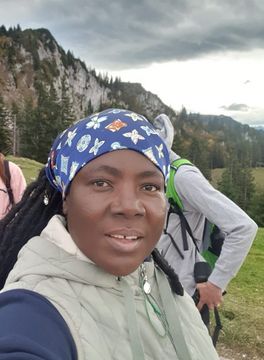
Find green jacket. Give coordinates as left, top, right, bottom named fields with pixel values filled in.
left=3, top=215, right=219, bottom=360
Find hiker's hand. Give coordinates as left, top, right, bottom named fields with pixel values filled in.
left=196, top=281, right=223, bottom=310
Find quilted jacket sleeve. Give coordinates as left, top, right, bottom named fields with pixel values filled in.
left=0, top=289, right=77, bottom=360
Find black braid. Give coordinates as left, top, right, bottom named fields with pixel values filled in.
left=152, top=248, right=184, bottom=296
left=0, top=167, right=63, bottom=289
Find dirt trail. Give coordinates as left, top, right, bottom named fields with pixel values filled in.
left=218, top=346, right=262, bottom=360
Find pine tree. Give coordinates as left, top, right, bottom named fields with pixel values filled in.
left=19, top=97, right=38, bottom=159
left=19, top=80, right=77, bottom=162
left=85, top=99, right=93, bottom=117
left=210, top=143, right=225, bottom=169
left=20, top=83, right=61, bottom=162
left=178, top=107, right=188, bottom=124
left=0, top=96, right=11, bottom=153
left=34, top=83, right=62, bottom=162
left=239, top=164, right=255, bottom=211
left=10, top=102, right=22, bottom=156
left=218, top=153, right=255, bottom=211
left=248, top=190, right=264, bottom=227
left=188, top=138, right=211, bottom=180
left=59, top=77, right=75, bottom=129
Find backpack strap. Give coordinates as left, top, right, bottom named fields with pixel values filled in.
left=3, top=160, right=14, bottom=206
left=168, top=198, right=200, bottom=253
left=166, top=158, right=193, bottom=210
left=166, top=158, right=200, bottom=252
left=164, top=204, right=185, bottom=259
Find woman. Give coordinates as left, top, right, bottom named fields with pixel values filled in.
left=0, top=152, right=26, bottom=219
left=0, top=109, right=219, bottom=359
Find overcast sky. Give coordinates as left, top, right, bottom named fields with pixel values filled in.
left=1, top=0, right=264, bottom=125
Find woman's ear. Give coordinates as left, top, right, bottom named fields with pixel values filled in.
left=62, top=184, right=71, bottom=216
left=62, top=199, right=68, bottom=216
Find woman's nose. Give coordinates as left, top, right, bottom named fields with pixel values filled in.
left=110, top=188, right=146, bottom=218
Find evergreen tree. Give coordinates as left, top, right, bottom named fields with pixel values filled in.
left=210, top=143, right=225, bottom=169
left=34, top=83, right=62, bottom=162
left=10, top=102, right=22, bottom=156
left=178, top=107, right=188, bottom=124
left=188, top=138, right=211, bottom=180
left=85, top=99, right=94, bottom=117
left=59, top=77, right=75, bottom=129
left=19, top=97, right=38, bottom=159
left=20, top=83, right=61, bottom=162
left=172, top=133, right=185, bottom=158
left=19, top=81, right=76, bottom=162
left=239, top=164, right=255, bottom=211
left=0, top=25, right=7, bottom=36
left=248, top=190, right=264, bottom=227
left=0, top=96, right=11, bottom=153
left=218, top=153, right=255, bottom=211
left=218, top=163, right=238, bottom=201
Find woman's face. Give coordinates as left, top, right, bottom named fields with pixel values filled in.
left=63, top=149, right=166, bottom=276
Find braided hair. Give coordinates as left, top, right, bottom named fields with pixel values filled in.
left=152, top=248, right=183, bottom=296
left=0, top=167, right=63, bottom=288
left=0, top=167, right=183, bottom=296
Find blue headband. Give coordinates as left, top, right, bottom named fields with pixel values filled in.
left=45, top=108, right=170, bottom=196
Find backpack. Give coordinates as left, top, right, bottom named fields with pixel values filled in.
left=166, top=158, right=225, bottom=269
left=3, top=160, right=14, bottom=207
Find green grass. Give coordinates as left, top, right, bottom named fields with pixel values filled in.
left=211, top=167, right=264, bottom=191
left=253, top=167, right=264, bottom=191
left=6, top=155, right=43, bottom=184
left=218, top=228, right=264, bottom=359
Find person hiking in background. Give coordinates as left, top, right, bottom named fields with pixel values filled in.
left=152, top=114, right=258, bottom=320
left=0, top=109, right=219, bottom=360
left=0, top=151, right=26, bottom=220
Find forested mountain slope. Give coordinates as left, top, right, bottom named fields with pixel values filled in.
left=0, top=25, right=263, bottom=171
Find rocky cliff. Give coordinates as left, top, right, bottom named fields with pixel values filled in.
left=0, top=26, right=175, bottom=121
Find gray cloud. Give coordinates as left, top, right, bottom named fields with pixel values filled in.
left=221, top=103, right=250, bottom=112
left=1, top=0, right=264, bottom=69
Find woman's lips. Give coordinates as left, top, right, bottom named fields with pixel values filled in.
left=108, top=234, right=140, bottom=240
left=105, top=233, right=143, bottom=253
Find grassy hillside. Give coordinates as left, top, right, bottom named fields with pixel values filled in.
left=6, top=156, right=43, bottom=184
left=218, top=228, right=264, bottom=359
left=211, top=167, right=264, bottom=191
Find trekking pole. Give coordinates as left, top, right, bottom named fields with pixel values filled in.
left=212, top=307, right=223, bottom=347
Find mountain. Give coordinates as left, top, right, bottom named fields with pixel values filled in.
left=0, top=25, right=264, bottom=170
left=0, top=25, right=175, bottom=122
left=189, top=113, right=261, bottom=142
left=189, top=113, right=264, bottom=150
left=165, top=107, right=264, bottom=173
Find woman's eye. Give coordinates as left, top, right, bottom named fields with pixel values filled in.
left=93, top=180, right=109, bottom=187
left=142, top=184, right=160, bottom=192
